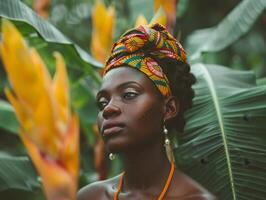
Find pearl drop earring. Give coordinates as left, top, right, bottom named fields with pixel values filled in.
left=163, top=125, right=175, bottom=163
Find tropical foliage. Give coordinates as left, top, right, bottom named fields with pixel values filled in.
left=1, top=19, right=79, bottom=200
left=178, top=63, right=266, bottom=199
left=0, top=0, right=265, bottom=199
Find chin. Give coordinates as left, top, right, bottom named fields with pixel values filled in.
left=105, top=136, right=132, bottom=153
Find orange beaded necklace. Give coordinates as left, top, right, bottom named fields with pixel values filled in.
left=113, top=163, right=175, bottom=200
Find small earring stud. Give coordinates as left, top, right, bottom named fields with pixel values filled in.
left=109, top=153, right=116, bottom=160
left=163, top=126, right=168, bottom=134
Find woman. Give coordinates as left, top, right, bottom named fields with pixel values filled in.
left=78, top=23, right=214, bottom=200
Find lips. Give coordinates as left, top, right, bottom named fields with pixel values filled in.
left=102, top=122, right=124, bottom=136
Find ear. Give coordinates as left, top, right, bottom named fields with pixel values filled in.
left=163, top=96, right=179, bottom=121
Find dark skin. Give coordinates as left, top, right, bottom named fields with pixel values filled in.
left=78, top=67, right=215, bottom=200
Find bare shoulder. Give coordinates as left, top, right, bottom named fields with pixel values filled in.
left=180, top=193, right=216, bottom=200
left=77, top=181, right=105, bottom=200
left=169, top=170, right=216, bottom=199
left=77, top=175, right=120, bottom=200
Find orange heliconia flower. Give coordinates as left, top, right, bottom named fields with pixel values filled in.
left=33, top=0, right=51, bottom=19
left=1, top=19, right=79, bottom=200
left=135, top=14, right=148, bottom=27
left=154, top=0, right=177, bottom=32
left=134, top=7, right=167, bottom=29
left=91, top=0, right=115, bottom=64
left=135, top=9, right=167, bottom=28
left=150, top=7, right=167, bottom=27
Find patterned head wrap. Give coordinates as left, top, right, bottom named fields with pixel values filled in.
left=103, top=23, right=187, bottom=97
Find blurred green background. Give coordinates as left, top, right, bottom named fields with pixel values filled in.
left=0, top=0, right=265, bottom=199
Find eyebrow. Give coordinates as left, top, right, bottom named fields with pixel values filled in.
left=96, top=81, right=142, bottom=98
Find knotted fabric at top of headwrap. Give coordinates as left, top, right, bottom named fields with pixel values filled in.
left=103, top=23, right=187, bottom=97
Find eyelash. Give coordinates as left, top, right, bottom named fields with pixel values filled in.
left=97, top=100, right=108, bottom=111
left=123, top=92, right=138, bottom=100
left=97, top=92, right=139, bottom=110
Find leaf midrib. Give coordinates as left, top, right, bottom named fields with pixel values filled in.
left=200, top=64, right=236, bottom=200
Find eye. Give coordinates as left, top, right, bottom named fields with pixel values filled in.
left=97, top=97, right=108, bottom=110
left=123, top=92, right=138, bottom=100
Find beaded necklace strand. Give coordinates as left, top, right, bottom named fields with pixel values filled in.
left=113, top=163, right=175, bottom=200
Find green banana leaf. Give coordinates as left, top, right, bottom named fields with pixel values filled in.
left=0, top=100, right=18, bottom=134
left=0, top=153, right=40, bottom=192
left=257, top=77, right=266, bottom=86
left=176, top=63, right=266, bottom=200
left=0, top=0, right=101, bottom=69
left=186, top=0, right=266, bottom=61
left=0, top=102, right=39, bottom=194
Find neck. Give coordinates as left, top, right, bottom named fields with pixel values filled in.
left=121, top=141, right=172, bottom=191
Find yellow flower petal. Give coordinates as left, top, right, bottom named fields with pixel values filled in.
left=33, top=0, right=51, bottom=19
left=1, top=20, right=64, bottom=157
left=154, top=0, right=176, bottom=15
left=150, top=6, right=167, bottom=27
left=59, top=114, right=79, bottom=180
left=1, top=19, right=80, bottom=200
left=53, top=52, right=69, bottom=127
left=154, top=0, right=176, bottom=32
left=135, top=14, right=148, bottom=27
left=1, top=20, right=45, bottom=108
left=4, top=87, right=32, bottom=131
left=20, top=132, right=76, bottom=200
left=91, top=0, right=115, bottom=63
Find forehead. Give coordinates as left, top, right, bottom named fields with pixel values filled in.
left=100, top=67, right=156, bottom=92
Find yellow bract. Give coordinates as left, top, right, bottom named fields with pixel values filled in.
left=154, top=0, right=176, bottom=17
left=134, top=3, right=168, bottom=29
left=135, top=8, right=166, bottom=29
left=150, top=7, right=167, bottom=27
left=1, top=19, right=79, bottom=200
left=33, top=0, right=51, bottom=19
left=135, top=14, right=148, bottom=27
left=91, top=0, right=115, bottom=64
left=154, top=0, right=176, bottom=32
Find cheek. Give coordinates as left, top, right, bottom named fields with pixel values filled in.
left=139, top=106, right=161, bottom=122
left=135, top=103, right=163, bottom=132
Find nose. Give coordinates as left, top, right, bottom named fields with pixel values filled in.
left=102, top=101, right=121, bottom=119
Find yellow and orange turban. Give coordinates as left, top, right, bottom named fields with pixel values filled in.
left=103, top=23, right=187, bottom=97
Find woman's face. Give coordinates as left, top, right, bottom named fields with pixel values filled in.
left=96, top=67, right=165, bottom=154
